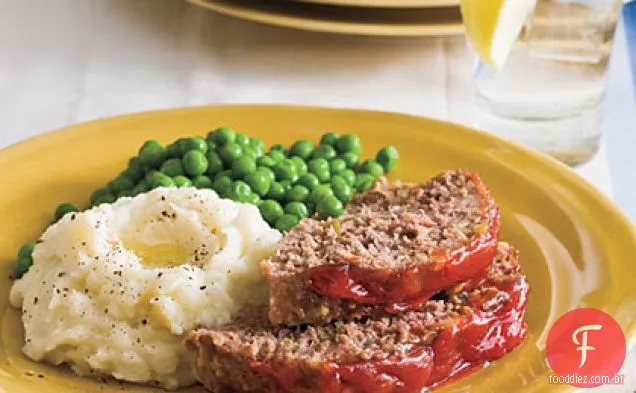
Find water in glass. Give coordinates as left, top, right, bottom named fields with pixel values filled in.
left=472, top=0, right=623, bottom=165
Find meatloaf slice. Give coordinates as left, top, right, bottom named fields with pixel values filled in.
left=264, top=170, right=500, bottom=326
left=186, top=243, right=528, bottom=393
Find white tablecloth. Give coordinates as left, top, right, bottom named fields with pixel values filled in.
left=0, top=0, right=633, bottom=390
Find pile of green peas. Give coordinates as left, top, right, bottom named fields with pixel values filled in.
left=13, top=128, right=399, bottom=279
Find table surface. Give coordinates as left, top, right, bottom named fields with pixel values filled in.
left=0, top=1, right=634, bottom=391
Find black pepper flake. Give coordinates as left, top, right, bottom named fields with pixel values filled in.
left=161, top=196, right=166, bottom=201
left=37, top=374, right=44, bottom=378
left=81, top=242, right=86, bottom=246
left=161, top=210, right=169, bottom=217
left=33, top=297, right=38, bottom=305
left=157, top=272, right=163, bottom=278
left=70, top=214, right=76, bottom=221
left=36, top=239, right=43, bottom=244
left=104, top=308, right=109, bottom=314
left=58, top=272, right=66, bottom=277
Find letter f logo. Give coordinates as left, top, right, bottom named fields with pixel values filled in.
left=572, top=324, right=603, bottom=368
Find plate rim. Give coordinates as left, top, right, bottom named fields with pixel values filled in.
left=186, top=0, right=464, bottom=37
left=1, top=104, right=634, bottom=393
left=292, top=0, right=459, bottom=8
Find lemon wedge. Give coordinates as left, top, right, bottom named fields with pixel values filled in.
left=460, top=0, right=537, bottom=69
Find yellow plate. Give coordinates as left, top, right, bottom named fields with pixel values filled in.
left=293, top=0, right=458, bottom=8
left=1, top=105, right=635, bottom=393
left=188, top=0, right=463, bottom=37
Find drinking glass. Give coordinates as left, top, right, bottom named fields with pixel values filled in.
left=471, top=0, right=624, bottom=165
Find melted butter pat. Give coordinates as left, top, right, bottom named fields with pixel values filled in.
left=125, top=242, right=192, bottom=268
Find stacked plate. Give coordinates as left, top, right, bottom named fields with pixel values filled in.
left=187, top=0, right=463, bottom=37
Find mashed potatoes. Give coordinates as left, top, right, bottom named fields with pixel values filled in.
left=9, top=187, right=281, bottom=389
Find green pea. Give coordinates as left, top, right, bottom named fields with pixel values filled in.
left=273, top=162, right=298, bottom=183
left=376, top=146, right=399, bottom=172
left=245, top=171, right=271, bottom=197
left=270, top=144, right=286, bottom=153
left=275, top=214, right=299, bottom=233
left=173, top=176, right=192, bottom=187
left=243, top=147, right=258, bottom=161
left=266, top=182, right=286, bottom=201
left=312, top=145, right=337, bottom=161
left=219, top=143, right=243, bottom=166
left=232, top=157, right=257, bottom=179
left=279, top=180, right=293, bottom=193
left=213, top=127, right=236, bottom=146
left=289, top=140, right=314, bottom=160
left=297, top=173, right=320, bottom=191
left=18, top=242, right=36, bottom=259
left=152, top=173, right=175, bottom=188
left=256, top=166, right=276, bottom=183
left=335, top=134, right=362, bottom=155
left=244, top=193, right=261, bottom=205
left=259, top=200, right=284, bottom=224
left=230, top=181, right=252, bottom=202
left=336, top=169, right=356, bottom=186
left=165, top=143, right=180, bottom=158
left=125, top=157, right=145, bottom=182
left=206, top=130, right=216, bottom=142
left=358, top=160, right=385, bottom=178
left=317, top=196, right=344, bottom=219
left=93, top=193, right=117, bottom=205
left=355, top=173, right=375, bottom=192
left=183, top=150, right=209, bottom=177
left=257, top=155, right=276, bottom=168
left=286, top=185, right=309, bottom=203
left=329, top=158, right=346, bottom=175
left=306, top=202, right=316, bottom=216
left=118, top=190, right=134, bottom=198
left=145, top=170, right=163, bottom=187
left=311, top=185, right=335, bottom=204
left=179, top=137, right=208, bottom=155
left=285, top=201, right=309, bottom=219
left=54, top=203, right=78, bottom=222
left=193, top=175, right=213, bottom=189
left=340, top=152, right=360, bottom=169
left=206, top=140, right=218, bottom=152
left=331, top=177, right=353, bottom=204
left=250, top=138, right=265, bottom=155
left=160, top=158, right=185, bottom=177
left=138, top=140, right=165, bottom=168
left=90, top=188, right=113, bottom=205
left=267, top=150, right=286, bottom=163
left=290, top=156, right=308, bottom=176
left=131, top=182, right=148, bottom=196
left=213, top=176, right=233, bottom=197
left=307, top=158, right=330, bottom=183
left=320, top=132, right=338, bottom=146
left=214, top=169, right=233, bottom=181
left=235, top=134, right=250, bottom=148
left=108, top=174, right=135, bottom=194
left=14, top=256, right=32, bottom=279
left=206, top=151, right=224, bottom=176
